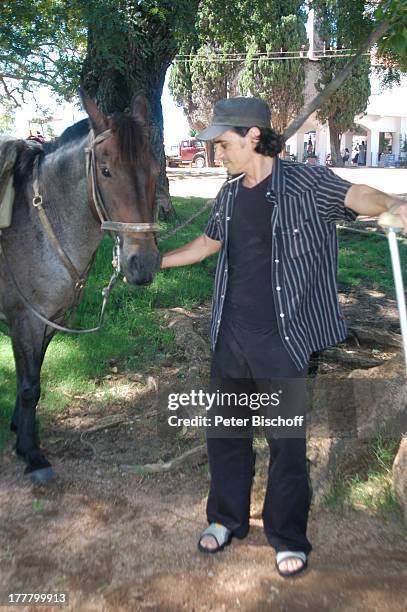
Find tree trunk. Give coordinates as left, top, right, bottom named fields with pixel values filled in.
left=81, top=23, right=175, bottom=219
left=205, top=142, right=215, bottom=167
left=328, top=119, right=343, bottom=167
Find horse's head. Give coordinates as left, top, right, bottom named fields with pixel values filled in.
left=80, top=90, right=160, bottom=285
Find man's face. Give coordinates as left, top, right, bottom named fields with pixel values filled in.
left=213, top=128, right=259, bottom=175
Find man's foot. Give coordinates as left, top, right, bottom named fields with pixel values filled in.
left=198, top=523, right=232, bottom=554
left=275, top=551, right=308, bottom=578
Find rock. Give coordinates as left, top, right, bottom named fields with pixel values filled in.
left=347, top=353, right=407, bottom=440
left=392, top=437, right=407, bottom=526
left=319, top=346, right=383, bottom=368
left=349, top=325, right=402, bottom=349
left=306, top=436, right=370, bottom=507
left=348, top=352, right=405, bottom=379
left=167, top=312, right=210, bottom=362
left=306, top=354, right=407, bottom=505
left=308, top=354, right=407, bottom=440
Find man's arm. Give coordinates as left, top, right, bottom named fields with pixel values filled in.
left=345, top=184, right=407, bottom=233
left=161, top=233, right=221, bottom=269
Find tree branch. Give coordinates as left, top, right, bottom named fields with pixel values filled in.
left=0, top=78, right=21, bottom=107
left=283, top=19, right=391, bottom=140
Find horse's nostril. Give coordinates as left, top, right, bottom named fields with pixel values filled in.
left=124, top=251, right=159, bottom=285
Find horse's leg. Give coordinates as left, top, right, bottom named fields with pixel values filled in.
left=10, top=316, right=54, bottom=482
left=10, top=396, right=20, bottom=433
left=10, top=391, right=24, bottom=459
left=10, top=333, right=53, bottom=457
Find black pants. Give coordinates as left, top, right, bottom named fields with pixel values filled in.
left=206, top=316, right=312, bottom=555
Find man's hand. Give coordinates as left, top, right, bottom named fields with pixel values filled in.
left=388, top=197, right=407, bottom=235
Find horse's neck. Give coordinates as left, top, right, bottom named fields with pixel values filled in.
left=39, top=137, right=102, bottom=275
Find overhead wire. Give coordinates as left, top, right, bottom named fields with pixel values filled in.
left=173, top=50, right=372, bottom=63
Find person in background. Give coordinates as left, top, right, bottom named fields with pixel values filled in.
left=358, top=141, right=366, bottom=166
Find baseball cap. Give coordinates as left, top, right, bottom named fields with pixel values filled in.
left=197, top=97, right=272, bottom=141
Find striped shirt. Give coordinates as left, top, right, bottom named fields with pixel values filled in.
left=205, top=157, right=358, bottom=371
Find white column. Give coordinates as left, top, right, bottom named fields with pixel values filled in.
left=296, top=132, right=305, bottom=161
left=285, top=132, right=304, bottom=160
left=307, top=8, right=315, bottom=60
left=364, top=129, right=372, bottom=167
left=400, top=118, right=407, bottom=159
left=370, top=129, right=380, bottom=167
left=316, top=123, right=328, bottom=165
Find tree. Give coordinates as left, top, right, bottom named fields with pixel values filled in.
left=373, top=0, right=407, bottom=71
left=284, top=0, right=407, bottom=140
left=0, top=1, right=200, bottom=216
left=169, top=1, right=246, bottom=165
left=239, top=2, right=307, bottom=134
left=170, top=0, right=307, bottom=165
left=312, top=0, right=371, bottom=166
left=0, top=1, right=83, bottom=106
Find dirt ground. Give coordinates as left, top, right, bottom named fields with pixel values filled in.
left=1, top=170, right=407, bottom=611
left=1, top=289, right=407, bottom=612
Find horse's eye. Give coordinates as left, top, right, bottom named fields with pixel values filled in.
left=101, top=167, right=111, bottom=178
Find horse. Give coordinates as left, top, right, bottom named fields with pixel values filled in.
left=0, top=90, right=161, bottom=482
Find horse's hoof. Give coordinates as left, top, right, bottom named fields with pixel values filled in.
left=25, top=467, right=55, bottom=483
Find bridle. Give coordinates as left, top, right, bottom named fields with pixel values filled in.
left=1, top=126, right=159, bottom=334
left=85, top=128, right=159, bottom=238
left=85, top=127, right=159, bottom=275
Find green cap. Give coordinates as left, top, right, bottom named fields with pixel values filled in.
left=197, top=97, right=271, bottom=141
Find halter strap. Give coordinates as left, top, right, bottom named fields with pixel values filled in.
left=32, top=155, right=85, bottom=289
left=85, top=128, right=159, bottom=235
left=101, top=221, right=159, bottom=233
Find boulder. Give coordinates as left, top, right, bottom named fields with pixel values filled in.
left=307, top=353, right=407, bottom=505
left=392, top=437, right=407, bottom=526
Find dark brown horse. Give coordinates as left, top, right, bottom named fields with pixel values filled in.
left=0, top=91, right=161, bottom=482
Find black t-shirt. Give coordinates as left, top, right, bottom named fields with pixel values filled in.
left=223, top=174, right=277, bottom=323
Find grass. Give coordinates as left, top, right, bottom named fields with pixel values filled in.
left=1, top=202, right=406, bottom=455
left=323, top=435, right=403, bottom=521
left=0, top=196, right=217, bottom=451
left=338, top=229, right=407, bottom=292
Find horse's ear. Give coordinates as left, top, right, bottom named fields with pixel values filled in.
left=130, top=92, right=149, bottom=127
left=78, top=87, right=108, bottom=133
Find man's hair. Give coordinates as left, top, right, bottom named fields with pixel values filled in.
left=233, top=126, right=284, bottom=157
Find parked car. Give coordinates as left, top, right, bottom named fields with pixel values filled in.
left=166, top=138, right=206, bottom=167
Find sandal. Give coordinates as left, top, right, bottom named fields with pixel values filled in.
left=275, top=551, right=308, bottom=578
left=198, top=523, right=233, bottom=554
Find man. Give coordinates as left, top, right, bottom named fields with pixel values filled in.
left=161, top=97, right=407, bottom=578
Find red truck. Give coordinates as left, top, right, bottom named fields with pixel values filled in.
left=166, top=138, right=206, bottom=168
